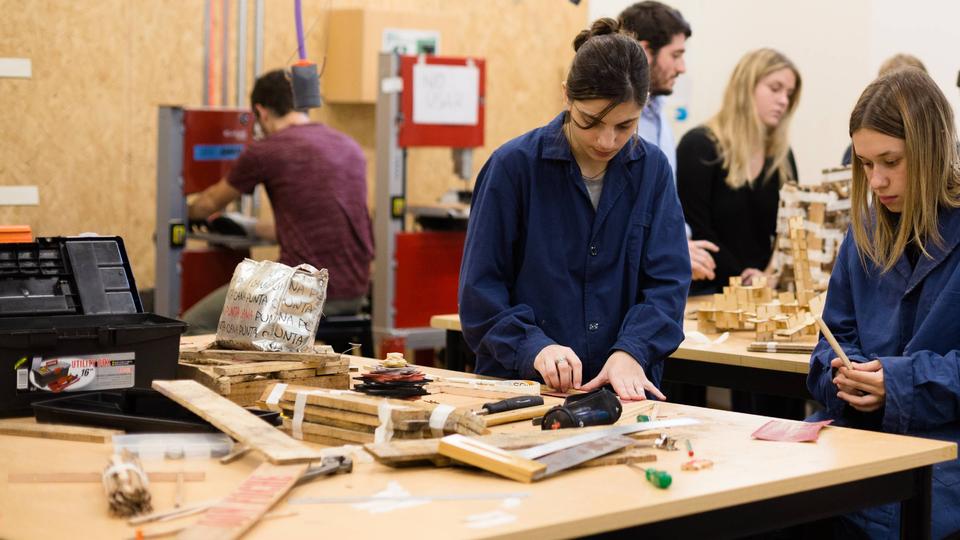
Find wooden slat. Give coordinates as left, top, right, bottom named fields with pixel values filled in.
left=177, top=462, right=307, bottom=540
left=9, top=471, right=205, bottom=483
left=210, top=361, right=311, bottom=377
left=438, top=434, right=546, bottom=483
left=152, top=380, right=323, bottom=465
left=0, top=422, right=122, bottom=443
left=197, top=349, right=338, bottom=363
left=272, top=400, right=425, bottom=430
left=482, top=403, right=555, bottom=427
left=365, top=429, right=658, bottom=467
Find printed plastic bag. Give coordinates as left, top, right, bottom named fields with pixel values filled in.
left=215, top=259, right=328, bottom=352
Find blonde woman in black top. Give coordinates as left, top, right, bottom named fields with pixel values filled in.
left=677, top=48, right=801, bottom=295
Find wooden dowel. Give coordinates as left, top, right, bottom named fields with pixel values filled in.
left=814, top=317, right=853, bottom=369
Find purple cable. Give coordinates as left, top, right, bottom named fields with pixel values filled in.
left=295, top=0, right=306, bottom=60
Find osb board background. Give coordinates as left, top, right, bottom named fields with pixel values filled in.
left=0, top=0, right=587, bottom=289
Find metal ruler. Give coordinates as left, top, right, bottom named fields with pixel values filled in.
left=515, top=418, right=699, bottom=460
left=534, top=435, right=637, bottom=479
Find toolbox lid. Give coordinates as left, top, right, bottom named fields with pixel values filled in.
left=0, top=236, right=142, bottom=317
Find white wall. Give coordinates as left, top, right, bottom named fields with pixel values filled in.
left=589, top=0, right=960, bottom=184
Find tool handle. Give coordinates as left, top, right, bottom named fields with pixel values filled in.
left=483, top=395, right=544, bottom=415
left=645, top=468, right=672, bottom=489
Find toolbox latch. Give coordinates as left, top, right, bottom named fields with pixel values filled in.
left=97, top=327, right=116, bottom=347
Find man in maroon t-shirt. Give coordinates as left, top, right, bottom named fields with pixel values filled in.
left=184, top=70, right=373, bottom=333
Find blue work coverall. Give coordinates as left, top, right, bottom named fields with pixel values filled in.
left=458, top=112, right=691, bottom=387
left=808, top=207, right=960, bottom=538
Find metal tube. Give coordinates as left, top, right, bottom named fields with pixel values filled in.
left=254, top=0, right=264, bottom=77
left=202, top=0, right=211, bottom=106
left=220, top=0, right=230, bottom=105
left=236, top=0, right=247, bottom=107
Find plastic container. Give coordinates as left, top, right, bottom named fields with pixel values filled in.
left=0, top=237, right=187, bottom=416
left=112, top=433, right=234, bottom=459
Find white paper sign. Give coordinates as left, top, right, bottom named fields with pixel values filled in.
left=412, top=63, right=479, bottom=126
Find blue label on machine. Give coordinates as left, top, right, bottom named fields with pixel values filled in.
left=193, top=144, right=244, bottom=161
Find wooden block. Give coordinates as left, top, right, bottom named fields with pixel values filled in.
left=152, top=380, right=323, bottom=465
left=0, top=422, right=122, bottom=443
left=438, top=434, right=546, bottom=483
left=9, top=471, right=205, bottom=483
left=177, top=462, right=308, bottom=540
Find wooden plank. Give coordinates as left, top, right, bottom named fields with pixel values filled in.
left=280, top=418, right=429, bottom=443
left=220, top=375, right=352, bottom=407
left=208, top=358, right=350, bottom=377
left=197, top=349, right=337, bottom=363
left=177, top=461, right=308, bottom=540
left=365, top=429, right=659, bottom=467
left=152, top=380, right=323, bottom=465
left=210, top=361, right=312, bottom=377
left=0, top=422, right=122, bottom=443
left=438, top=434, right=546, bottom=483
left=272, top=400, right=425, bottom=430
left=271, top=386, right=428, bottom=420
left=281, top=418, right=375, bottom=444
left=577, top=448, right=657, bottom=468
left=9, top=471, right=205, bottom=483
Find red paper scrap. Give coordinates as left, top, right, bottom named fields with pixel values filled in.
left=751, top=419, right=833, bottom=442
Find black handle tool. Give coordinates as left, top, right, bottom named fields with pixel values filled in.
left=477, top=395, right=544, bottom=415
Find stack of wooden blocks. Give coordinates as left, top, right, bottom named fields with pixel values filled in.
left=258, top=383, right=488, bottom=446
left=697, top=276, right=775, bottom=332
left=776, top=168, right=851, bottom=292
left=178, top=336, right=351, bottom=406
left=696, top=277, right=821, bottom=343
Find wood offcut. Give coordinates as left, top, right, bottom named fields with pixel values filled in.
left=152, top=380, right=323, bottom=465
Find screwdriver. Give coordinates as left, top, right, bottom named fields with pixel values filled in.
left=643, top=468, right=672, bottom=489
left=475, top=395, right=544, bottom=415
left=629, top=463, right=672, bottom=489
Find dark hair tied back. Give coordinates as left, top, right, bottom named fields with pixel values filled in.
left=565, top=18, right=649, bottom=122
left=573, top=17, right=621, bottom=52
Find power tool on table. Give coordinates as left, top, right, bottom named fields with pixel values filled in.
left=539, top=388, right=622, bottom=430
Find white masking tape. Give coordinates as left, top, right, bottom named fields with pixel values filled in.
left=429, top=404, right=456, bottom=437
left=375, top=400, right=395, bottom=444
left=292, top=391, right=309, bottom=440
left=265, top=383, right=288, bottom=410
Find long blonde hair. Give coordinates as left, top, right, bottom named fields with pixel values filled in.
left=705, top=48, right=801, bottom=189
left=849, top=68, right=960, bottom=272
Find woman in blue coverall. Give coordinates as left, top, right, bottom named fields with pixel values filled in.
left=458, top=18, right=691, bottom=401
left=808, top=68, right=960, bottom=537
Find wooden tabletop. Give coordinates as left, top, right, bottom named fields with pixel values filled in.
left=0, top=356, right=954, bottom=539
left=429, top=313, right=812, bottom=374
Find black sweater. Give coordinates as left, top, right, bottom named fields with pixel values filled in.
left=676, top=126, right=797, bottom=291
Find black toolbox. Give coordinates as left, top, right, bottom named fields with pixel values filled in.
left=0, top=236, right=187, bottom=416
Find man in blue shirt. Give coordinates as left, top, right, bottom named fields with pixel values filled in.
left=620, top=1, right=719, bottom=282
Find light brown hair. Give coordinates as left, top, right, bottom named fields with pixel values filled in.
left=705, top=49, right=802, bottom=189
left=877, top=53, right=926, bottom=77
left=849, top=68, right=960, bottom=272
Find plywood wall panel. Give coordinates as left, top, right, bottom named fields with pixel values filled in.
left=0, top=0, right=587, bottom=289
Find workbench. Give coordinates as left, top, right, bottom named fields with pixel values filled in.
left=429, top=312, right=812, bottom=399
left=0, top=354, right=954, bottom=539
